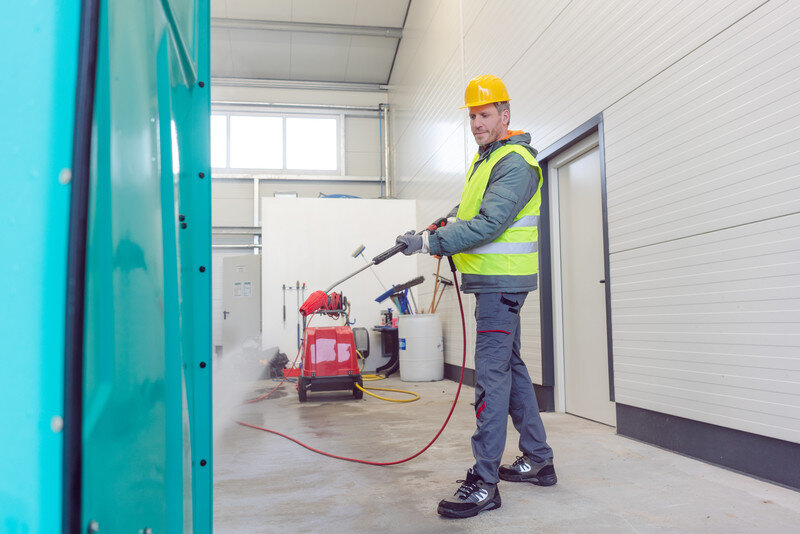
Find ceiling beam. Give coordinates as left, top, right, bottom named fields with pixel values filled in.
left=212, top=173, right=381, bottom=183
left=211, top=18, right=403, bottom=38
left=212, top=100, right=382, bottom=112
left=211, top=77, right=387, bottom=92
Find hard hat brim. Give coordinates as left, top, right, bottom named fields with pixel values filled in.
left=460, top=98, right=512, bottom=110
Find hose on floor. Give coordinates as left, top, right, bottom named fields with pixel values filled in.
left=354, top=382, right=420, bottom=403
left=361, top=374, right=386, bottom=381
left=236, top=259, right=467, bottom=466
left=355, top=350, right=419, bottom=402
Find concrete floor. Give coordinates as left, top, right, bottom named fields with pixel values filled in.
left=214, top=376, right=800, bottom=533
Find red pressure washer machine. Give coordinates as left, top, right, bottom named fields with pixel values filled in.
left=295, top=292, right=370, bottom=402
left=295, top=226, right=446, bottom=403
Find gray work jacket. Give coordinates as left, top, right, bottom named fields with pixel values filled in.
left=428, top=131, right=540, bottom=294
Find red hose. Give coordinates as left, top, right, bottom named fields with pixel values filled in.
left=236, top=269, right=467, bottom=466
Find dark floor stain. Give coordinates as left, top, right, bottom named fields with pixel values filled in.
left=250, top=388, right=288, bottom=400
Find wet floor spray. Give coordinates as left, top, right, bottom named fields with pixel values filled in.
left=235, top=223, right=469, bottom=465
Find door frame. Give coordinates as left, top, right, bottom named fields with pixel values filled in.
left=536, top=113, right=615, bottom=411
left=547, top=133, right=601, bottom=412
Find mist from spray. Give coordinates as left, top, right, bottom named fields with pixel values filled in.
left=212, top=336, right=288, bottom=446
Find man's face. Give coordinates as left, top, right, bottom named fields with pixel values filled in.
left=469, top=103, right=508, bottom=147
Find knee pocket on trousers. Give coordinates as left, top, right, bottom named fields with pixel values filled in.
left=475, top=294, right=524, bottom=330
left=474, top=293, right=525, bottom=361
left=476, top=330, right=514, bottom=361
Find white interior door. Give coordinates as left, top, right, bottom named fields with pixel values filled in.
left=222, top=255, right=262, bottom=356
left=550, top=133, right=616, bottom=426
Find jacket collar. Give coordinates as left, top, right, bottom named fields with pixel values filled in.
left=477, top=130, right=533, bottom=161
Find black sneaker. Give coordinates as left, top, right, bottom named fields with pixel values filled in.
left=437, top=468, right=501, bottom=519
left=498, top=456, right=557, bottom=486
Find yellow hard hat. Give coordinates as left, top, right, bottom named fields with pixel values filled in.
left=461, top=74, right=511, bottom=109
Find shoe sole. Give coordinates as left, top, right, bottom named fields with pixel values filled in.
left=498, top=472, right=557, bottom=486
left=437, top=496, right=501, bottom=519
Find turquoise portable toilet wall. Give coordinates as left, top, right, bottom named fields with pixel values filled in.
left=0, top=1, right=212, bottom=532
left=0, top=2, right=80, bottom=532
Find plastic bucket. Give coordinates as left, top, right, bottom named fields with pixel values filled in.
left=398, top=314, right=443, bottom=381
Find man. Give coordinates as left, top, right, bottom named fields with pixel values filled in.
left=395, top=74, right=556, bottom=519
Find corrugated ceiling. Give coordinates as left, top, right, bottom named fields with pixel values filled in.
left=211, top=0, right=410, bottom=86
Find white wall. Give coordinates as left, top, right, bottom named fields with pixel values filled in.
left=388, top=0, right=800, bottom=443
left=213, top=179, right=382, bottom=226
left=211, top=179, right=385, bottom=346
left=603, top=0, right=800, bottom=444
left=210, top=86, right=387, bottom=345
left=261, top=198, right=418, bottom=372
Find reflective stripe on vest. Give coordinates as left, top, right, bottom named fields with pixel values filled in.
left=464, top=241, right=538, bottom=255
left=453, top=144, right=543, bottom=276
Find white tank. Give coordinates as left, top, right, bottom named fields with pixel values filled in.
left=398, top=314, right=444, bottom=381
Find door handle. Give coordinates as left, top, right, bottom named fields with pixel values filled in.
left=599, top=280, right=606, bottom=284
left=223, top=311, right=230, bottom=319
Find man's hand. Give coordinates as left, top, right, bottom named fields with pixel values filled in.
left=395, top=230, right=430, bottom=255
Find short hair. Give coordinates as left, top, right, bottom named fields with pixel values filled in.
left=494, top=101, right=510, bottom=124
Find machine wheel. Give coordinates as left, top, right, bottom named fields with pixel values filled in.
left=298, top=376, right=308, bottom=403
left=352, top=377, right=363, bottom=400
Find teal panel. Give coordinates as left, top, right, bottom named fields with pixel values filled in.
left=156, top=31, right=190, bottom=534
left=0, top=2, right=80, bottom=532
left=168, top=0, right=213, bottom=528
left=82, top=0, right=171, bottom=530
left=171, top=0, right=196, bottom=58
left=162, top=0, right=198, bottom=86
left=81, top=0, right=210, bottom=531
left=0, top=1, right=209, bottom=531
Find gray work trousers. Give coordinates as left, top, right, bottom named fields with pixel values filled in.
left=471, top=292, right=553, bottom=484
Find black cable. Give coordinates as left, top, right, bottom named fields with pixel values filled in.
left=63, top=0, right=101, bottom=532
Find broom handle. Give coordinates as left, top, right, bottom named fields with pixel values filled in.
left=429, top=257, right=442, bottom=313
left=433, top=281, right=450, bottom=313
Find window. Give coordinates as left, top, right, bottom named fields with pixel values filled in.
left=229, top=116, right=283, bottom=169
left=211, top=112, right=339, bottom=173
left=286, top=117, right=337, bottom=170
left=210, top=115, right=227, bottom=168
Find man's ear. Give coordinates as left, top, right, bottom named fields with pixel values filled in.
left=502, top=109, right=510, bottom=127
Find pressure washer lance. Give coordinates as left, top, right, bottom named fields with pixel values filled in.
left=300, top=221, right=445, bottom=317
left=352, top=244, right=388, bottom=291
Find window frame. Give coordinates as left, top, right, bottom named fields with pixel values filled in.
left=210, top=109, right=342, bottom=176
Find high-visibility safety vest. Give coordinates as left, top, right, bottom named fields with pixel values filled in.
left=453, top=144, right=543, bottom=276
